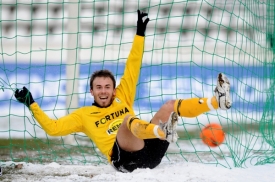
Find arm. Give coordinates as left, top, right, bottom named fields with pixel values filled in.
left=116, top=36, right=144, bottom=105
left=116, top=10, right=150, bottom=105
left=15, top=87, right=83, bottom=136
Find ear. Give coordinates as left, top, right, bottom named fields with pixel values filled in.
left=113, top=88, right=116, bottom=96
left=90, top=89, right=94, bottom=96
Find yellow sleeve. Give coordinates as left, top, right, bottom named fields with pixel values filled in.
left=116, top=35, right=145, bottom=106
left=30, top=102, right=83, bottom=136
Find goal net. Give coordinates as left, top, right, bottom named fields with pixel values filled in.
left=0, top=0, right=274, bottom=168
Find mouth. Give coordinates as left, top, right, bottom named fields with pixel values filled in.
left=99, top=96, right=108, bottom=101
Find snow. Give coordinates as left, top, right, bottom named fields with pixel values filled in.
left=1, top=160, right=275, bottom=182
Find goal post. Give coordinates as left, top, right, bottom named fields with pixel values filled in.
left=66, top=0, right=80, bottom=112
left=63, top=0, right=80, bottom=145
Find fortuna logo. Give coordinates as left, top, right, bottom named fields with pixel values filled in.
left=115, top=98, right=121, bottom=103
left=95, top=107, right=130, bottom=127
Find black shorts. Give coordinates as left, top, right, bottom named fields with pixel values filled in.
left=111, top=138, right=169, bottom=172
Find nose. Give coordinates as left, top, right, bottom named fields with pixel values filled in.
left=101, top=88, right=107, bottom=93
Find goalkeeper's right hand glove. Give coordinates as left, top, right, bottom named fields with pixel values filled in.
left=15, top=86, right=35, bottom=107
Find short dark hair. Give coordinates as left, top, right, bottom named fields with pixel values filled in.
left=90, top=70, right=116, bottom=89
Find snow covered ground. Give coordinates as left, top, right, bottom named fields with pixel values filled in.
left=1, top=160, right=275, bottom=182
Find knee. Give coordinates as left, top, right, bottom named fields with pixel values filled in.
left=161, top=100, right=176, bottom=112
left=118, top=115, right=132, bottom=133
left=122, top=115, right=131, bottom=126
left=122, top=115, right=136, bottom=129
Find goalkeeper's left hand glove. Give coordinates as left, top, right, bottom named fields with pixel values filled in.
left=15, top=86, right=35, bottom=107
left=136, top=9, right=150, bottom=37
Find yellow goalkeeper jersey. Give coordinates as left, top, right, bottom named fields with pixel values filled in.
left=30, top=35, right=145, bottom=162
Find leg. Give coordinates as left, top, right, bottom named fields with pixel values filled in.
left=151, top=97, right=218, bottom=143
left=116, top=115, right=166, bottom=152
left=151, top=100, right=175, bottom=125
left=117, top=97, right=220, bottom=150
left=152, top=72, right=232, bottom=123
left=152, top=72, right=232, bottom=142
left=116, top=115, right=145, bottom=152
left=151, top=97, right=218, bottom=125
left=117, top=73, right=232, bottom=150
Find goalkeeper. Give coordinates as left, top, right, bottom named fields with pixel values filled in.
left=14, top=10, right=232, bottom=173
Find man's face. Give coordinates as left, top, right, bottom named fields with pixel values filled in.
left=90, top=77, right=116, bottom=107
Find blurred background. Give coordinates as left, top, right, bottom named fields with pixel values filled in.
left=0, top=0, right=269, bottom=63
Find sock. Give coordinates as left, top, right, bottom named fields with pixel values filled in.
left=126, top=116, right=166, bottom=139
left=174, top=96, right=218, bottom=118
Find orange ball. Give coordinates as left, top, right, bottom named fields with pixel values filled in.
left=200, top=123, right=225, bottom=147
